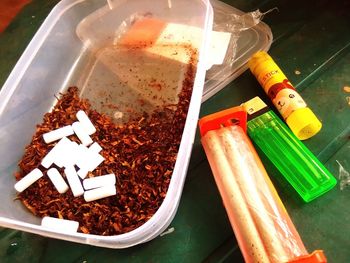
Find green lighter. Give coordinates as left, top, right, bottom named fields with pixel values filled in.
left=243, top=97, right=337, bottom=202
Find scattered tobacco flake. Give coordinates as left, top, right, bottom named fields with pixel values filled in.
left=15, top=52, right=197, bottom=236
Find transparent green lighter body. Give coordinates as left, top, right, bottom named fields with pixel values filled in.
left=247, top=110, right=337, bottom=202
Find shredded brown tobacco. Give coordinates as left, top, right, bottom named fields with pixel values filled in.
left=15, top=57, right=196, bottom=235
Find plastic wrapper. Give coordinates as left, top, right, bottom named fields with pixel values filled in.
left=199, top=107, right=327, bottom=263
left=206, top=3, right=275, bottom=80
left=212, top=9, right=265, bottom=66
left=336, top=160, right=350, bottom=190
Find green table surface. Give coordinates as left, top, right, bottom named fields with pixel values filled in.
left=1, top=0, right=349, bottom=262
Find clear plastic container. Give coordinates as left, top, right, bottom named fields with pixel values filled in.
left=0, top=0, right=213, bottom=248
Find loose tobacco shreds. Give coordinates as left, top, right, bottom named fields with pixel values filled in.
left=15, top=57, right=195, bottom=235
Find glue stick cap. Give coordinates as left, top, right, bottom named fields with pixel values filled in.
left=286, top=107, right=322, bottom=140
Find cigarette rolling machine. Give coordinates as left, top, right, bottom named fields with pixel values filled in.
left=198, top=106, right=327, bottom=263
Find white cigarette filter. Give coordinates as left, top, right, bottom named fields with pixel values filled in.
left=42, top=137, right=100, bottom=171
left=76, top=144, right=104, bottom=172
left=41, top=137, right=71, bottom=168
left=77, top=168, right=89, bottom=180
left=42, top=125, right=74, bottom=144
left=47, top=168, right=69, bottom=194
left=14, top=168, right=43, bottom=192
left=54, top=140, right=80, bottom=168
left=76, top=110, right=96, bottom=135
left=84, top=185, right=116, bottom=202
left=89, top=142, right=102, bottom=153
left=83, top=173, right=116, bottom=190
left=41, top=216, right=79, bottom=233
left=64, top=166, right=84, bottom=197
left=86, top=154, right=104, bottom=172
left=72, top=121, right=93, bottom=146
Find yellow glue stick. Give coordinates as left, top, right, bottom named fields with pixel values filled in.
left=248, top=51, right=322, bottom=140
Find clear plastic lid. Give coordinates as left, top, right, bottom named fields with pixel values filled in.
left=75, top=0, right=272, bottom=105
left=203, top=0, right=273, bottom=102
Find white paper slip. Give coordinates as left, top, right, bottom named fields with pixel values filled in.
left=206, top=31, right=232, bottom=69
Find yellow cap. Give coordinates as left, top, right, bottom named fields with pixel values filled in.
left=286, top=107, right=322, bottom=140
